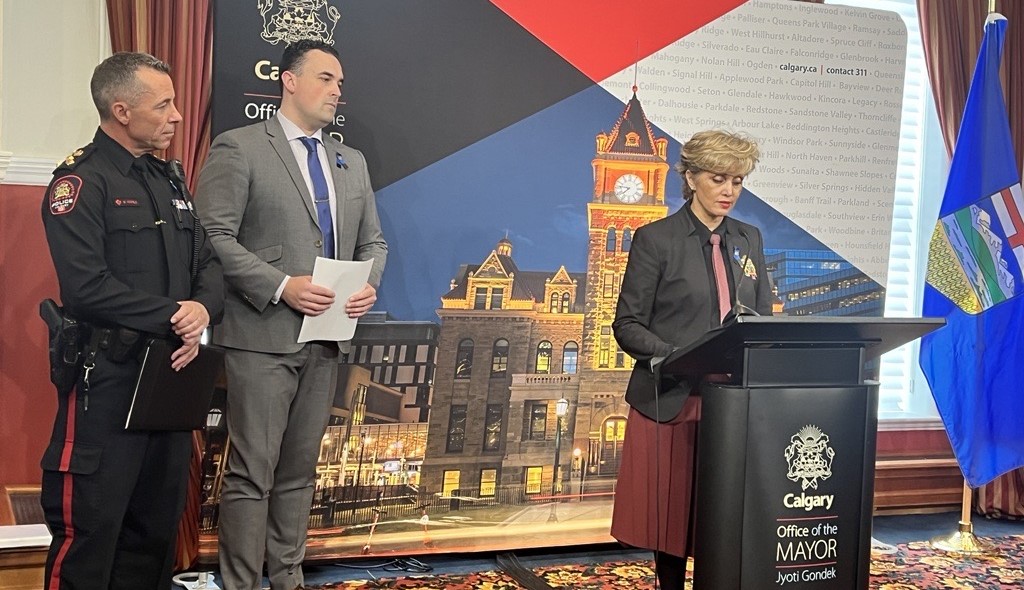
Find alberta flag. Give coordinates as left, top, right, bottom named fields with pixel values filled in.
left=921, top=14, right=1024, bottom=488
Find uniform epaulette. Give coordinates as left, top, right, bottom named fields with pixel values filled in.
left=54, top=144, right=96, bottom=173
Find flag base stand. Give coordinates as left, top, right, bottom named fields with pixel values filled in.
left=929, top=481, right=995, bottom=555
left=929, top=520, right=996, bottom=555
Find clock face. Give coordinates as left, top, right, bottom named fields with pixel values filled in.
left=614, top=174, right=645, bottom=203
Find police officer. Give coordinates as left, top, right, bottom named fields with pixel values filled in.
left=39, top=52, right=223, bottom=590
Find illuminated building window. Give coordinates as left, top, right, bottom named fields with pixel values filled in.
left=526, top=401, right=548, bottom=441
left=442, top=470, right=461, bottom=495
left=490, top=287, right=504, bottom=310
left=479, top=468, right=497, bottom=497
left=561, top=292, right=570, bottom=313
left=599, top=326, right=611, bottom=368
left=604, top=417, right=627, bottom=443
left=525, top=466, right=543, bottom=494
left=446, top=405, right=467, bottom=453
left=625, top=132, right=640, bottom=147
left=606, top=227, right=616, bottom=251
left=535, top=341, right=552, bottom=374
left=483, top=405, right=503, bottom=451
left=549, top=292, right=559, bottom=313
left=622, top=228, right=632, bottom=252
left=491, top=339, right=509, bottom=377
left=603, top=272, right=615, bottom=298
left=562, top=342, right=578, bottom=374
left=351, top=384, right=367, bottom=426
left=455, top=339, right=473, bottom=379
left=473, top=287, right=487, bottom=309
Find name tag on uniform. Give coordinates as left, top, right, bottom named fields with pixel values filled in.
left=171, top=199, right=190, bottom=211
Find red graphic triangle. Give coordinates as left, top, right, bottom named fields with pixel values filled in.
left=491, top=0, right=747, bottom=83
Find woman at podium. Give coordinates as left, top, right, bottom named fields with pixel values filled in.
left=610, top=130, right=774, bottom=589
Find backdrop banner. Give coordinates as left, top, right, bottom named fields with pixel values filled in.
left=203, top=0, right=907, bottom=560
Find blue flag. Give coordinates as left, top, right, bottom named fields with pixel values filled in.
left=921, top=14, right=1024, bottom=487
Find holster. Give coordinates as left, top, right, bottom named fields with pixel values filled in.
left=106, top=327, right=142, bottom=363
left=39, top=299, right=85, bottom=396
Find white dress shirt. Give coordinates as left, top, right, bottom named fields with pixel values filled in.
left=272, top=113, right=339, bottom=303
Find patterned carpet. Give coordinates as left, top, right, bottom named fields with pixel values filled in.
left=309, top=535, right=1024, bottom=589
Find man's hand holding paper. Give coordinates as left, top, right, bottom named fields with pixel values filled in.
left=297, top=257, right=374, bottom=342
left=345, top=283, right=377, bottom=318
left=283, top=275, right=336, bottom=316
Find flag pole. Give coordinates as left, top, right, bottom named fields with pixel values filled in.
left=929, top=0, right=1007, bottom=557
left=930, top=480, right=994, bottom=554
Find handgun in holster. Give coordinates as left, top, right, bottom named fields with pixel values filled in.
left=39, top=298, right=85, bottom=396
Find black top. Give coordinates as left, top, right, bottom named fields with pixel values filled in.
left=684, top=203, right=736, bottom=328
left=613, top=207, right=774, bottom=421
left=41, top=128, right=223, bottom=335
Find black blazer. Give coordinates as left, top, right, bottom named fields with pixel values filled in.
left=613, top=207, right=774, bottom=422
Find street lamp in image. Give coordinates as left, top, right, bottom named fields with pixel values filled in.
left=573, top=447, right=585, bottom=501
left=355, top=429, right=371, bottom=496
left=322, top=433, right=332, bottom=473
left=548, top=398, right=569, bottom=523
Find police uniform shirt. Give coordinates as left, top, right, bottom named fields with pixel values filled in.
left=42, top=128, right=223, bottom=335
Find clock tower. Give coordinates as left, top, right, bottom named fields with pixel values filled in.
left=572, top=89, right=670, bottom=476
left=582, top=88, right=670, bottom=372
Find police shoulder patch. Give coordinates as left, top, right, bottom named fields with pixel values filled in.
left=49, top=175, right=83, bottom=215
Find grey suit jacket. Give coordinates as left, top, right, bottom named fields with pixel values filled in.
left=194, top=116, right=387, bottom=354
left=613, top=208, right=773, bottom=422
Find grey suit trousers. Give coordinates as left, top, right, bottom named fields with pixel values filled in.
left=218, top=343, right=338, bottom=590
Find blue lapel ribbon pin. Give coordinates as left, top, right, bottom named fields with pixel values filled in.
left=336, top=153, right=348, bottom=169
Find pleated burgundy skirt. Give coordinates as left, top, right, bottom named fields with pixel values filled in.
left=610, top=397, right=701, bottom=558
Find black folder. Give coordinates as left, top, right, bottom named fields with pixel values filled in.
left=125, top=339, right=225, bottom=431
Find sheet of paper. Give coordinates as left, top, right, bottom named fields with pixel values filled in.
left=0, top=524, right=52, bottom=549
left=297, top=258, right=373, bottom=343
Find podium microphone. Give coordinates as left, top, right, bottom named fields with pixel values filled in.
left=724, top=228, right=760, bottom=323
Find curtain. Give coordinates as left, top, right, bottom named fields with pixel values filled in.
left=106, top=0, right=213, bottom=191
left=918, top=0, right=1024, bottom=173
left=106, top=0, right=213, bottom=569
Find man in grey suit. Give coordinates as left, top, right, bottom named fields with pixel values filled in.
left=194, top=40, right=387, bottom=590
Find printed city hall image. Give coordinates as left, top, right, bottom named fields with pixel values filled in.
left=196, top=86, right=884, bottom=558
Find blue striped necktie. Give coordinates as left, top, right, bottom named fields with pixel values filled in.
left=298, top=136, right=334, bottom=258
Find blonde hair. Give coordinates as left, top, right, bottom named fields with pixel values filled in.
left=676, top=130, right=760, bottom=200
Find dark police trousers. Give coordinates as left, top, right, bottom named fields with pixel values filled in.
left=41, top=352, right=191, bottom=590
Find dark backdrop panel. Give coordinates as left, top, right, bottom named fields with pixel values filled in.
left=212, top=0, right=595, bottom=190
